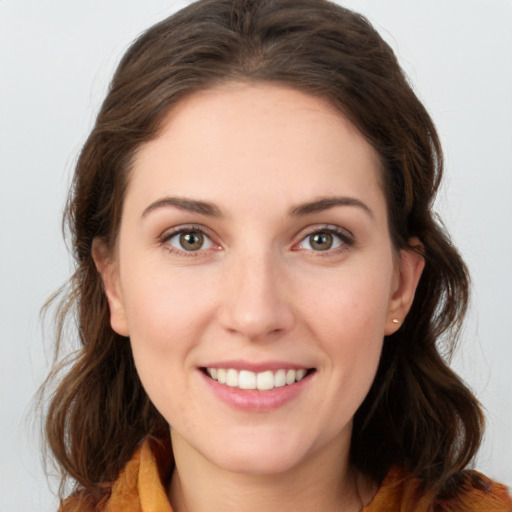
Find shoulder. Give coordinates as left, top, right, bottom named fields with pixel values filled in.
left=59, top=491, right=110, bottom=512
left=365, top=467, right=511, bottom=512
left=435, top=471, right=511, bottom=512
left=60, top=436, right=173, bottom=512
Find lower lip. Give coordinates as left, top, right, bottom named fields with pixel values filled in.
left=200, top=370, right=312, bottom=411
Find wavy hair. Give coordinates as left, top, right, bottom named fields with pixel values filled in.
left=42, top=0, right=483, bottom=508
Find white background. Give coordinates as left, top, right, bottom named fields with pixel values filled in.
left=1, top=1, right=511, bottom=510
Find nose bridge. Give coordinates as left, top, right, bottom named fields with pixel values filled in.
left=218, top=244, right=294, bottom=340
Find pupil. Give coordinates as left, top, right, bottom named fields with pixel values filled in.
left=180, top=231, right=203, bottom=251
left=311, top=232, right=332, bottom=250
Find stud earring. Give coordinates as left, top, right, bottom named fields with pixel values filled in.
left=392, top=318, right=400, bottom=324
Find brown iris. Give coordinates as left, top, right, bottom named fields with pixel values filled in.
left=309, top=232, right=333, bottom=251
left=179, top=231, right=204, bottom=251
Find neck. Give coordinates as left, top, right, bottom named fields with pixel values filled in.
left=168, top=432, right=373, bottom=512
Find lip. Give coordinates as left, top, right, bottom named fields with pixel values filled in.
left=199, top=362, right=315, bottom=412
left=200, top=359, right=311, bottom=373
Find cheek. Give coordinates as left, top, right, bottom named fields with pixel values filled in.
left=120, top=265, right=223, bottom=413
left=303, top=268, right=393, bottom=337
left=122, top=263, right=216, bottom=346
left=299, top=265, right=392, bottom=380
left=122, top=270, right=212, bottom=422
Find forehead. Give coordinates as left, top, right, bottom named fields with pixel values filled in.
left=127, top=82, right=385, bottom=218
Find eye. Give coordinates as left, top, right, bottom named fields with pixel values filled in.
left=296, top=227, right=351, bottom=252
left=164, top=228, right=213, bottom=252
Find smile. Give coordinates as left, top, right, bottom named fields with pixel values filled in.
left=205, top=367, right=311, bottom=391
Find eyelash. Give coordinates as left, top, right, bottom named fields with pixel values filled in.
left=159, top=224, right=354, bottom=257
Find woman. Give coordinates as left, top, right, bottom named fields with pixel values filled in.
left=43, top=0, right=511, bottom=510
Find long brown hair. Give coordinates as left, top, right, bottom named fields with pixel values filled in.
left=42, top=0, right=483, bottom=507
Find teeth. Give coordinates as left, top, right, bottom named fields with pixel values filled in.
left=226, top=369, right=238, bottom=387
left=257, top=370, right=274, bottom=391
left=217, top=368, right=226, bottom=384
left=206, top=367, right=310, bottom=391
left=296, top=369, right=307, bottom=381
left=274, top=369, right=286, bottom=388
left=239, top=370, right=256, bottom=390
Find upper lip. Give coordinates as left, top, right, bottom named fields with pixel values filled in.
left=200, top=360, right=313, bottom=373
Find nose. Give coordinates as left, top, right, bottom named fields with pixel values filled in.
left=217, top=250, right=295, bottom=341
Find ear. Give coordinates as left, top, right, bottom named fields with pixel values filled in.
left=385, top=238, right=425, bottom=335
left=92, top=238, right=130, bottom=337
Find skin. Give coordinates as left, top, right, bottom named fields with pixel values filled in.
left=94, top=82, right=424, bottom=512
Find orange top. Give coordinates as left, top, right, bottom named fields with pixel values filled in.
left=65, top=437, right=512, bottom=512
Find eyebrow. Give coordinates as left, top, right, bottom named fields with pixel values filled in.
left=141, top=195, right=374, bottom=220
left=288, top=196, right=374, bottom=219
left=142, top=197, right=223, bottom=218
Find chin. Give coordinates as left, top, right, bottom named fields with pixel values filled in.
left=213, top=444, right=305, bottom=476
left=195, top=425, right=327, bottom=476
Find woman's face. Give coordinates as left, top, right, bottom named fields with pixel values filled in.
left=96, top=83, right=423, bottom=476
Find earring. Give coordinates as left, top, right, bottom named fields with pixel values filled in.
left=392, top=318, right=400, bottom=324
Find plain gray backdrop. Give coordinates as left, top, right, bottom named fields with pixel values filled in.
left=1, top=1, right=511, bottom=510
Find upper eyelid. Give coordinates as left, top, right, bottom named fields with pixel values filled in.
left=295, top=224, right=354, bottom=241
left=160, top=223, right=212, bottom=240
